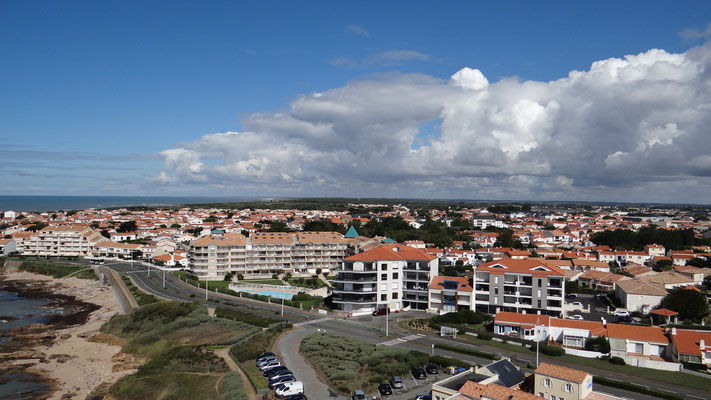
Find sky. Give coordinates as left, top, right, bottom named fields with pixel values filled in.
left=2, top=1, right=711, bottom=203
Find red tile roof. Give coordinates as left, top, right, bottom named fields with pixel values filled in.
left=671, top=329, right=711, bottom=356
left=534, top=362, right=590, bottom=383
left=477, top=259, right=564, bottom=278
left=345, top=243, right=437, bottom=262
left=429, top=276, right=473, bottom=292
left=606, top=324, right=669, bottom=344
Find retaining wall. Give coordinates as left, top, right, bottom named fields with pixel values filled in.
left=98, top=266, right=138, bottom=314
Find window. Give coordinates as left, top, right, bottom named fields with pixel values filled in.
left=565, top=383, right=572, bottom=392
left=380, top=284, right=387, bottom=291
left=381, top=263, right=388, bottom=270
left=392, top=293, right=398, bottom=299
left=392, top=283, right=398, bottom=289
left=392, top=272, right=398, bottom=279
left=381, top=273, right=387, bottom=280
left=537, top=300, right=542, bottom=308
left=544, top=378, right=551, bottom=387
left=381, top=294, right=387, bottom=301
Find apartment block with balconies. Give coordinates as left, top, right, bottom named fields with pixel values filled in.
left=25, top=226, right=104, bottom=257
left=473, top=259, right=565, bottom=316
left=333, top=244, right=438, bottom=313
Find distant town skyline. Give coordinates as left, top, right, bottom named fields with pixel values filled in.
left=2, top=1, right=711, bottom=203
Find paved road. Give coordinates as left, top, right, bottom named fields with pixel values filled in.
left=104, top=261, right=711, bottom=400
left=276, top=328, right=340, bottom=399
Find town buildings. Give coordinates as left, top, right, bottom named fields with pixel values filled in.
left=25, top=226, right=104, bottom=257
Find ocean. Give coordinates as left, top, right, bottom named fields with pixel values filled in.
left=0, top=289, right=59, bottom=399
left=0, top=195, right=262, bottom=212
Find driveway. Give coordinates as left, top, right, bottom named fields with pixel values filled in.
left=276, top=327, right=342, bottom=399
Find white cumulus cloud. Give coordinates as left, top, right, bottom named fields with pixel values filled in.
left=154, top=42, right=711, bottom=202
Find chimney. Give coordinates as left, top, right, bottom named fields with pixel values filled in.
left=601, top=317, right=607, bottom=325
left=701, top=339, right=706, bottom=350
left=672, top=327, right=677, bottom=336
left=393, top=246, right=400, bottom=252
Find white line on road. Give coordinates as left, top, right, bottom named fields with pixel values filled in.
left=378, top=333, right=425, bottom=346
left=294, top=317, right=332, bottom=327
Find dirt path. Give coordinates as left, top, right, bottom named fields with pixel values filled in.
left=215, top=347, right=260, bottom=400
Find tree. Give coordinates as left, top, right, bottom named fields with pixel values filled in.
left=170, top=223, right=181, bottom=229
left=117, top=220, right=137, bottom=233
left=659, top=288, right=709, bottom=322
left=25, top=222, right=48, bottom=232
left=654, top=259, right=674, bottom=272
left=224, top=272, right=234, bottom=281
left=584, top=336, right=610, bottom=353
left=100, top=229, right=110, bottom=238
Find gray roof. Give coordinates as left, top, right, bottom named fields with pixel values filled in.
left=482, top=359, right=525, bottom=388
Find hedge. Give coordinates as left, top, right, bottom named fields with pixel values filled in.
left=593, top=376, right=683, bottom=400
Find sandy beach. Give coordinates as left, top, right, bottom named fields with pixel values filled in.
left=2, top=271, right=141, bottom=400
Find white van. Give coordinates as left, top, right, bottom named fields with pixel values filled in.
left=275, top=381, right=303, bottom=398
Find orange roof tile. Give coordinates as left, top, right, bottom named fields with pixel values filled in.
left=671, top=329, right=711, bottom=356
left=429, top=276, right=473, bottom=291
left=606, top=324, right=669, bottom=344
left=477, top=259, right=564, bottom=278
left=345, top=243, right=436, bottom=262
left=535, top=362, right=590, bottom=383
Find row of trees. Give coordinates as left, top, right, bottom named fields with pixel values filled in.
left=591, top=226, right=702, bottom=251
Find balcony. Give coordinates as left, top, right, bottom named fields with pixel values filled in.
left=331, top=294, right=377, bottom=304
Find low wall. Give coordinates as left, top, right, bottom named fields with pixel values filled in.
left=98, top=266, right=138, bottom=314
left=624, top=356, right=682, bottom=371
left=564, top=348, right=602, bottom=358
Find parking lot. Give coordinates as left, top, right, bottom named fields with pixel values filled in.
left=357, top=369, right=436, bottom=400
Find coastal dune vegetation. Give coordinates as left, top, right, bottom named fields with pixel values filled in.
left=100, top=301, right=258, bottom=399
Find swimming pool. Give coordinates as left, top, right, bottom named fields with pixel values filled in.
left=257, top=290, right=294, bottom=300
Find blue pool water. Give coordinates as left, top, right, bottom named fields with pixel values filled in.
left=256, top=290, right=294, bottom=300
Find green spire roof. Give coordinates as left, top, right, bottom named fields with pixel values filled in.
left=344, top=225, right=359, bottom=238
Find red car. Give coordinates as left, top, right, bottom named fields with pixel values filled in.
left=372, top=308, right=390, bottom=316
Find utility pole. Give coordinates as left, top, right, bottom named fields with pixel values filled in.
left=385, top=307, right=389, bottom=337
left=536, top=324, right=540, bottom=367
left=205, top=280, right=208, bottom=301
left=281, top=297, right=284, bottom=316
left=162, top=269, right=166, bottom=288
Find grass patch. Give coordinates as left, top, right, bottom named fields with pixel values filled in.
left=18, top=261, right=97, bottom=279
left=219, top=371, right=248, bottom=400
left=215, top=307, right=280, bottom=328
left=110, top=372, right=221, bottom=400
left=593, top=376, right=683, bottom=400
left=229, top=324, right=291, bottom=362
left=300, top=332, right=430, bottom=394
left=434, top=343, right=499, bottom=361
left=122, top=276, right=159, bottom=305
left=286, top=277, right=327, bottom=289
left=241, top=362, right=269, bottom=390
left=237, top=279, right=284, bottom=285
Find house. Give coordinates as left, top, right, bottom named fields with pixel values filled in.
left=0, top=238, right=17, bottom=255
left=669, top=328, right=711, bottom=367
left=577, top=271, right=629, bottom=291
left=534, top=363, right=593, bottom=400
left=606, top=324, right=671, bottom=362
left=494, top=312, right=606, bottom=348
left=644, top=244, right=666, bottom=258
left=614, top=279, right=668, bottom=313
left=473, top=259, right=565, bottom=316
left=431, top=359, right=526, bottom=400
left=333, top=243, right=439, bottom=313
left=571, top=259, right=610, bottom=272
left=428, top=276, right=474, bottom=313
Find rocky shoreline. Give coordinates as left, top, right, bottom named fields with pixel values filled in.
left=0, top=271, right=141, bottom=400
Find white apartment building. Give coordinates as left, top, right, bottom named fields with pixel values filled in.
left=188, top=231, right=347, bottom=280
left=25, top=226, right=104, bottom=257
left=473, top=259, right=565, bottom=316
left=333, top=243, right=439, bottom=312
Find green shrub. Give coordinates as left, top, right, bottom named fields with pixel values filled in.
left=585, top=336, right=610, bottom=353
left=477, top=331, right=493, bottom=340
left=220, top=371, right=248, bottom=400
left=609, top=356, right=626, bottom=365
left=429, top=355, right=470, bottom=368
left=537, top=343, right=565, bottom=357
left=435, top=343, right=497, bottom=360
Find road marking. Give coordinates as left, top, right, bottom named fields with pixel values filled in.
left=379, top=333, right=425, bottom=346
left=294, top=317, right=332, bottom=327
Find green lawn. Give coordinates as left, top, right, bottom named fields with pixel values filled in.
left=241, top=362, right=268, bottom=390
left=237, top=279, right=284, bottom=285
left=110, top=372, right=222, bottom=400
left=18, top=261, right=98, bottom=279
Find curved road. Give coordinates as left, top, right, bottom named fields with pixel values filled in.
left=105, top=261, right=711, bottom=400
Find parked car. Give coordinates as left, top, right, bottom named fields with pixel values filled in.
left=257, top=352, right=275, bottom=360
left=264, top=366, right=289, bottom=377
left=569, top=301, right=583, bottom=308
left=284, top=395, right=307, bottom=400
left=372, top=308, right=390, bottom=316
left=352, top=389, right=367, bottom=400
left=565, top=293, right=578, bottom=299
left=275, top=381, right=303, bottom=398
left=425, top=363, right=439, bottom=374
left=268, top=370, right=293, bottom=380
left=412, top=367, right=426, bottom=380
left=613, top=310, right=630, bottom=317
left=259, top=361, right=282, bottom=372
left=568, top=315, right=584, bottom=320
left=269, top=375, right=296, bottom=389
left=257, top=356, right=278, bottom=366
left=378, top=383, right=393, bottom=395
left=389, top=376, right=403, bottom=389
left=415, top=396, right=432, bottom=400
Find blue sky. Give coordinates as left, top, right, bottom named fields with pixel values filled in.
left=2, top=1, right=711, bottom=202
